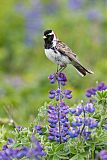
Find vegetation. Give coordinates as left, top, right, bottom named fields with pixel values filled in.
left=0, top=1, right=107, bottom=159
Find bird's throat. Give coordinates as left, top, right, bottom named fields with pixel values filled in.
left=44, top=39, right=53, bottom=49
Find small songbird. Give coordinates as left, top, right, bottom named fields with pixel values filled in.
left=43, top=29, right=93, bottom=76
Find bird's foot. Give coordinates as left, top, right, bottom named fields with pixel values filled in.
left=58, top=64, right=67, bottom=73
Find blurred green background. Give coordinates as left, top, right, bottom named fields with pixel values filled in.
left=0, top=0, right=107, bottom=125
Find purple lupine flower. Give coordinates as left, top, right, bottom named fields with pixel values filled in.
left=0, top=135, right=46, bottom=160
left=34, top=125, right=42, bottom=135
left=86, top=88, right=96, bottom=97
left=48, top=135, right=55, bottom=141
left=82, top=128, right=91, bottom=139
left=15, top=1, right=43, bottom=46
left=68, top=0, right=83, bottom=10
left=48, top=72, right=67, bottom=85
left=49, top=90, right=56, bottom=94
left=68, top=128, right=80, bottom=138
left=49, top=88, right=72, bottom=100
left=15, top=2, right=24, bottom=12
left=48, top=74, right=56, bottom=84
left=64, top=90, right=72, bottom=95
left=76, top=118, right=83, bottom=126
left=48, top=104, right=58, bottom=140
left=72, top=118, right=83, bottom=127
left=16, top=147, right=29, bottom=159
left=64, top=90, right=72, bottom=99
left=48, top=72, right=72, bottom=143
left=2, top=145, right=8, bottom=151
left=44, top=1, right=59, bottom=14
left=5, top=76, right=23, bottom=88
left=87, top=118, right=98, bottom=129
left=26, top=140, right=46, bottom=159
left=69, top=108, right=76, bottom=114
left=57, top=72, right=67, bottom=86
left=104, top=125, right=107, bottom=130
left=60, top=102, right=69, bottom=114
left=84, top=118, right=98, bottom=129
left=71, top=121, right=77, bottom=127
left=98, top=150, right=107, bottom=160
left=35, top=125, right=42, bottom=130
left=86, top=82, right=107, bottom=98
left=84, top=118, right=91, bottom=126
left=69, top=101, right=98, bottom=140
left=25, top=1, right=43, bottom=46
left=48, top=102, right=70, bottom=143
left=84, top=103, right=95, bottom=113
left=97, top=82, right=107, bottom=91
left=55, top=88, right=62, bottom=101
left=75, top=105, right=83, bottom=116
left=8, top=139, right=14, bottom=145
left=16, top=126, right=23, bottom=131
left=32, top=140, right=46, bottom=158
left=49, top=94, right=55, bottom=99
left=87, top=9, right=103, bottom=22
left=7, top=138, right=15, bottom=145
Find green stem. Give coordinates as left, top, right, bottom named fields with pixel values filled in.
left=91, top=149, right=95, bottom=160
left=57, top=71, right=62, bottom=144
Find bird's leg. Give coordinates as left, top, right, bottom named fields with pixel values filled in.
left=55, top=65, right=59, bottom=79
left=58, top=64, right=67, bottom=72
left=57, top=65, right=59, bottom=73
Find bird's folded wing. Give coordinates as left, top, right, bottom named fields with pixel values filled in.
left=56, top=40, right=77, bottom=58
left=56, top=40, right=93, bottom=75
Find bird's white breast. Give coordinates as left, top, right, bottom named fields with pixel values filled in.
left=45, top=49, right=71, bottom=65
left=45, top=49, right=59, bottom=64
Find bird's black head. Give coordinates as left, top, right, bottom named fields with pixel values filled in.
left=43, top=29, right=54, bottom=41
left=44, top=30, right=52, bottom=36
left=43, top=30, right=56, bottom=49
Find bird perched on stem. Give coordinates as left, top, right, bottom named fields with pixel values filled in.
left=43, top=29, right=93, bottom=76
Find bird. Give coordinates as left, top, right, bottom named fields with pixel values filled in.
left=43, top=29, right=93, bottom=76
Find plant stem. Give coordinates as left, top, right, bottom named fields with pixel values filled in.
left=80, top=107, right=86, bottom=136
left=57, top=72, right=62, bottom=144
left=91, top=149, right=95, bottom=160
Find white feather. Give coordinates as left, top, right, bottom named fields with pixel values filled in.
left=75, top=68, right=84, bottom=77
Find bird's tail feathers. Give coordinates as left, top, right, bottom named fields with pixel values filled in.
left=73, top=62, right=94, bottom=77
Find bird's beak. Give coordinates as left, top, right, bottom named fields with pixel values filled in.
left=43, top=36, right=46, bottom=39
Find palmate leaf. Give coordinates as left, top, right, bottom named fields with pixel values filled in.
left=55, top=143, right=65, bottom=152
left=70, top=154, right=86, bottom=160
left=96, top=91, right=103, bottom=99
left=52, top=155, right=60, bottom=160
left=57, top=155, right=70, bottom=159
left=57, top=150, right=70, bottom=158
left=96, top=136, right=107, bottom=144
left=49, top=153, right=69, bottom=160
left=102, top=90, right=107, bottom=97
left=70, top=148, right=77, bottom=154
left=70, top=155, right=78, bottom=160
left=48, top=151, right=55, bottom=155
left=96, top=90, right=107, bottom=106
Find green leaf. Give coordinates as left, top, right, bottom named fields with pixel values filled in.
left=70, top=155, right=86, bottom=160
left=52, top=155, right=59, bottom=160
left=70, top=155, right=78, bottom=160
left=102, top=90, right=107, bottom=97
left=57, top=150, right=70, bottom=156
left=55, top=143, right=64, bottom=152
left=57, top=155, right=69, bottom=159
left=51, top=143, right=57, bottom=152
left=97, top=91, right=103, bottom=98
left=70, top=148, right=77, bottom=154
left=48, top=151, right=55, bottom=155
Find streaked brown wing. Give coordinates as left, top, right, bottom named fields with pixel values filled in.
left=56, top=40, right=77, bottom=58
left=56, top=40, right=93, bottom=76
